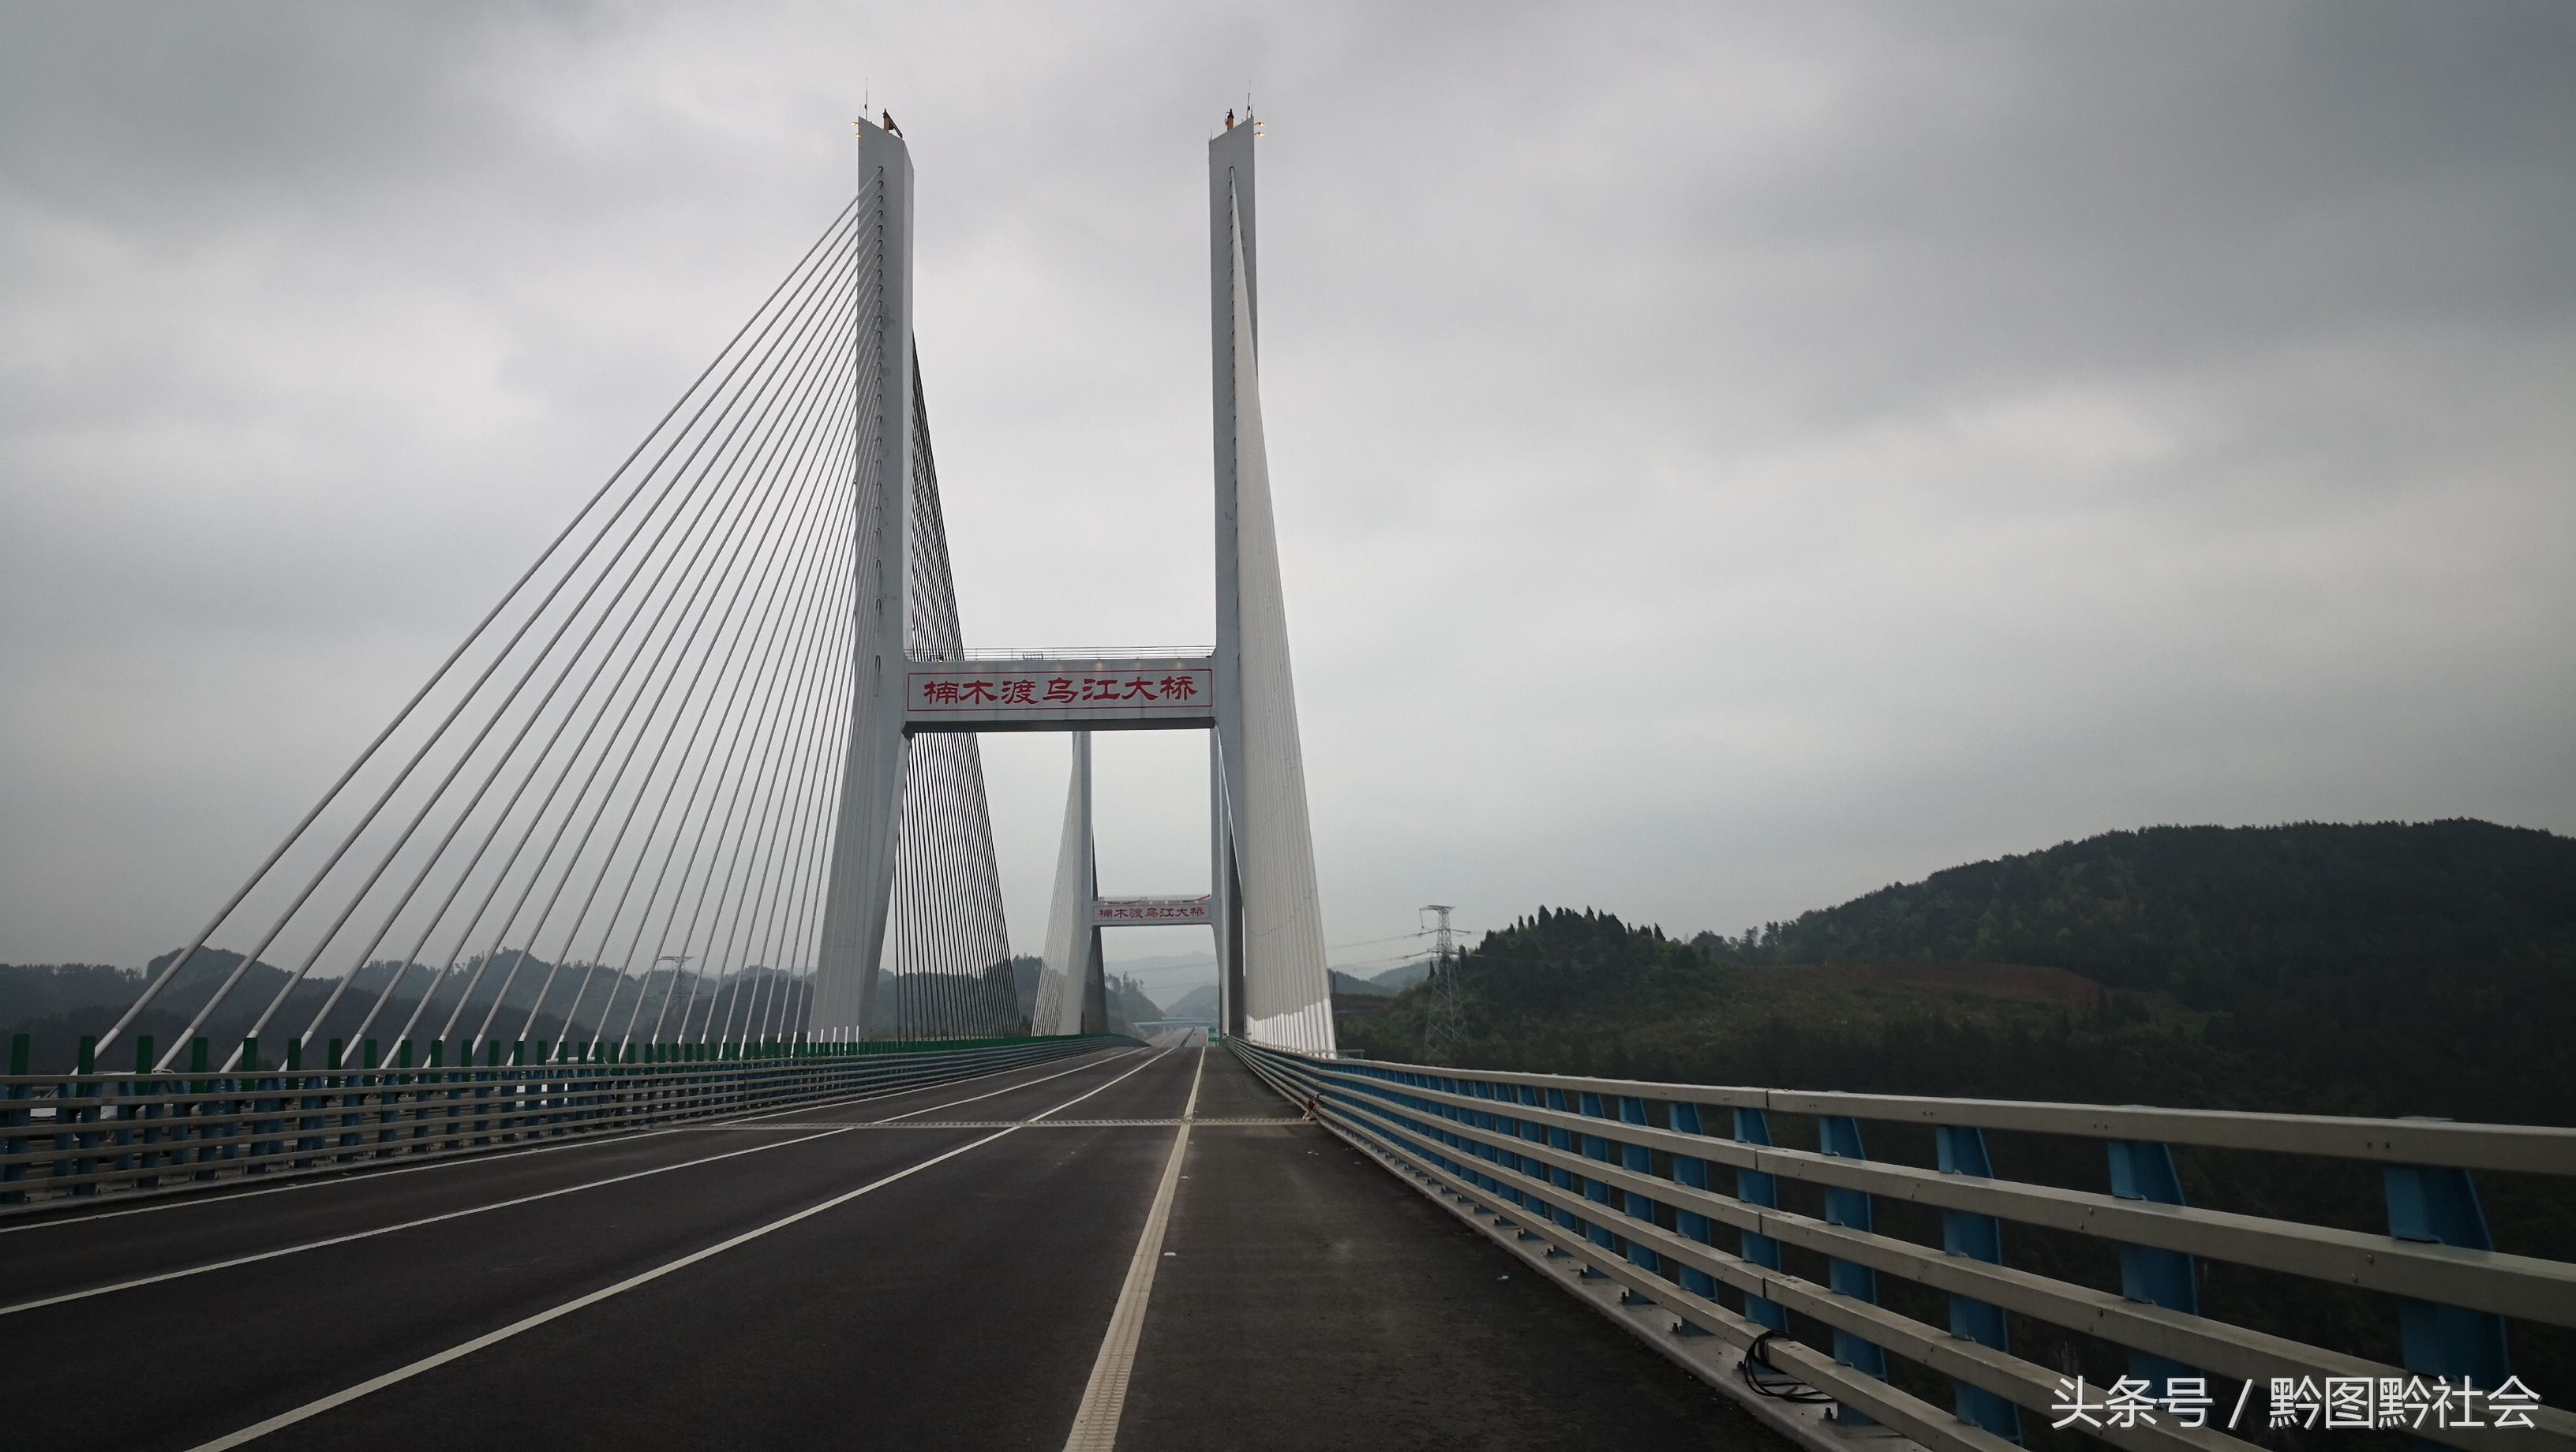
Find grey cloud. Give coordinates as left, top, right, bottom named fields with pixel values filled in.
left=3, top=2, right=2570, bottom=982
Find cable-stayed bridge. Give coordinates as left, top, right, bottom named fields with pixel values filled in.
left=80, top=115, right=1324, bottom=1074
left=6, top=118, right=2573, bottom=1452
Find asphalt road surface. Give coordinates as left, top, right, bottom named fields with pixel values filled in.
left=1, top=1033, right=1784, bottom=1451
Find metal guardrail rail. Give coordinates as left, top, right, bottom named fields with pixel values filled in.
left=1233, top=1042, right=2574, bottom=1452
left=1, top=1035, right=1122, bottom=1215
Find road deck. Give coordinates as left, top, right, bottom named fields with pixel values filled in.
left=1, top=1035, right=1784, bottom=1451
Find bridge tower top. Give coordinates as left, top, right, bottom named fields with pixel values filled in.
left=1206, top=114, right=1334, bottom=1053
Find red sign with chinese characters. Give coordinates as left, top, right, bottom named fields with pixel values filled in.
left=904, top=657, right=1215, bottom=731
left=1094, top=896, right=1213, bottom=926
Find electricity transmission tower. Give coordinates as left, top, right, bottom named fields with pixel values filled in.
left=1420, top=904, right=1465, bottom=1063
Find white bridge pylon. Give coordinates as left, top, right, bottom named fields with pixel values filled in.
left=811, top=117, right=1335, bottom=1053
left=1028, top=730, right=1220, bottom=1038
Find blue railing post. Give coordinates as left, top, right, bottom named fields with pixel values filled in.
left=1411, top=1071, right=1432, bottom=1184
left=1489, top=1080, right=1522, bottom=1208
left=1617, top=1095, right=1661, bottom=1282
left=1517, top=1084, right=1556, bottom=1237
left=2106, top=1140, right=2200, bottom=1394
left=1470, top=1080, right=1502, bottom=1203
left=1408, top=1072, right=1439, bottom=1175
left=1667, top=1102, right=1720, bottom=1330
left=1818, top=1115, right=1890, bottom=1420
left=1936, top=1125, right=2023, bottom=1442
left=1544, top=1088, right=1582, bottom=1244
left=2384, top=1162, right=2510, bottom=1394
left=1576, top=1091, right=1620, bottom=1262
left=1446, top=1074, right=1473, bottom=1194
left=1508, top=1083, right=1540, bottom=1196
left=1417, top=1072, right=1454, bottom=1181
left=1732, top=1106, right=1788, bottom=1332
left=1485, top=1080, right=1530, bottom=1215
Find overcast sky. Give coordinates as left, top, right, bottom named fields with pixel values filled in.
left=5, top=2, right=2571, bottom=999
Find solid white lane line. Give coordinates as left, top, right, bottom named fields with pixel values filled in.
left=2, top=1045, right=1122, bottom=1237
left=182, top=1042, right=1184, bottom=1451
left=706, top=1044, right=1133, bottom=1126
left=860, top=1048, right=1146, bottom=1125
left=180, top=1130, right=1014, bottom=1452
left=9, top=1050, right=1149, bottom=1312
left=0, top=1123, right=862, bottom=1318
left=1024, top=1044, right=1180, bottom=1123
left=0, top=1128, right=684, bottom=1237
left=1061, top=1039, right=1208, bottom=1452
left=666, top=1117, right=1301, bottom=1130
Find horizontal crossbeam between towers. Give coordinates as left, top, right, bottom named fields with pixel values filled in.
left=901, top=656, right=1215, bottom=734
left=1095, top=896, right=1211, bottom=926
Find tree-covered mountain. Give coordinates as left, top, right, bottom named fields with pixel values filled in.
left=1346, top=822, right=2576, bottom=1412
left=1001, top=954, right=1161, bottom=1036
left=1, top=948, right=801, bottom=1072
left=1350, top=821, right=2576, bottom=1128
left=1365, top=960, right=1432, bottom=990
left=1, top=949, right=635, bottom=1072
left=1107, top=974, right=1164, bottom=1033
left=1725, top=818, right=2572, bottom=995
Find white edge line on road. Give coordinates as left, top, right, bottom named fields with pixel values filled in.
left=182, top=1042, right=1183, bottom=1452
left=5, top=1046, right=1145, bottom=1314
left=0, top=1125, right=852, bottom=1317
left=2, top=1042, right=1129, bottom=1237
left=702, top=1043, right=1136, bottom=1126
left=1061, top=1035, right=1208, bottom=1451
left=862, top=1049, right=1143, bottom=1125
left=0, top=1128, right=683, bottom=1237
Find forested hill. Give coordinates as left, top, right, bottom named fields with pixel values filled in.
left=1729, top=819, right=2576, bottom=1002
left=1339, top=823, right=2576, bottom=1403
left=1350, top=821, right=2576, bottom=1128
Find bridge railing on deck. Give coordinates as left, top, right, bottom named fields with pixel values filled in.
left=1, top=1035, right=1118, bottom=1214
left=1234, top=1042, right=2576, bottom=1452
